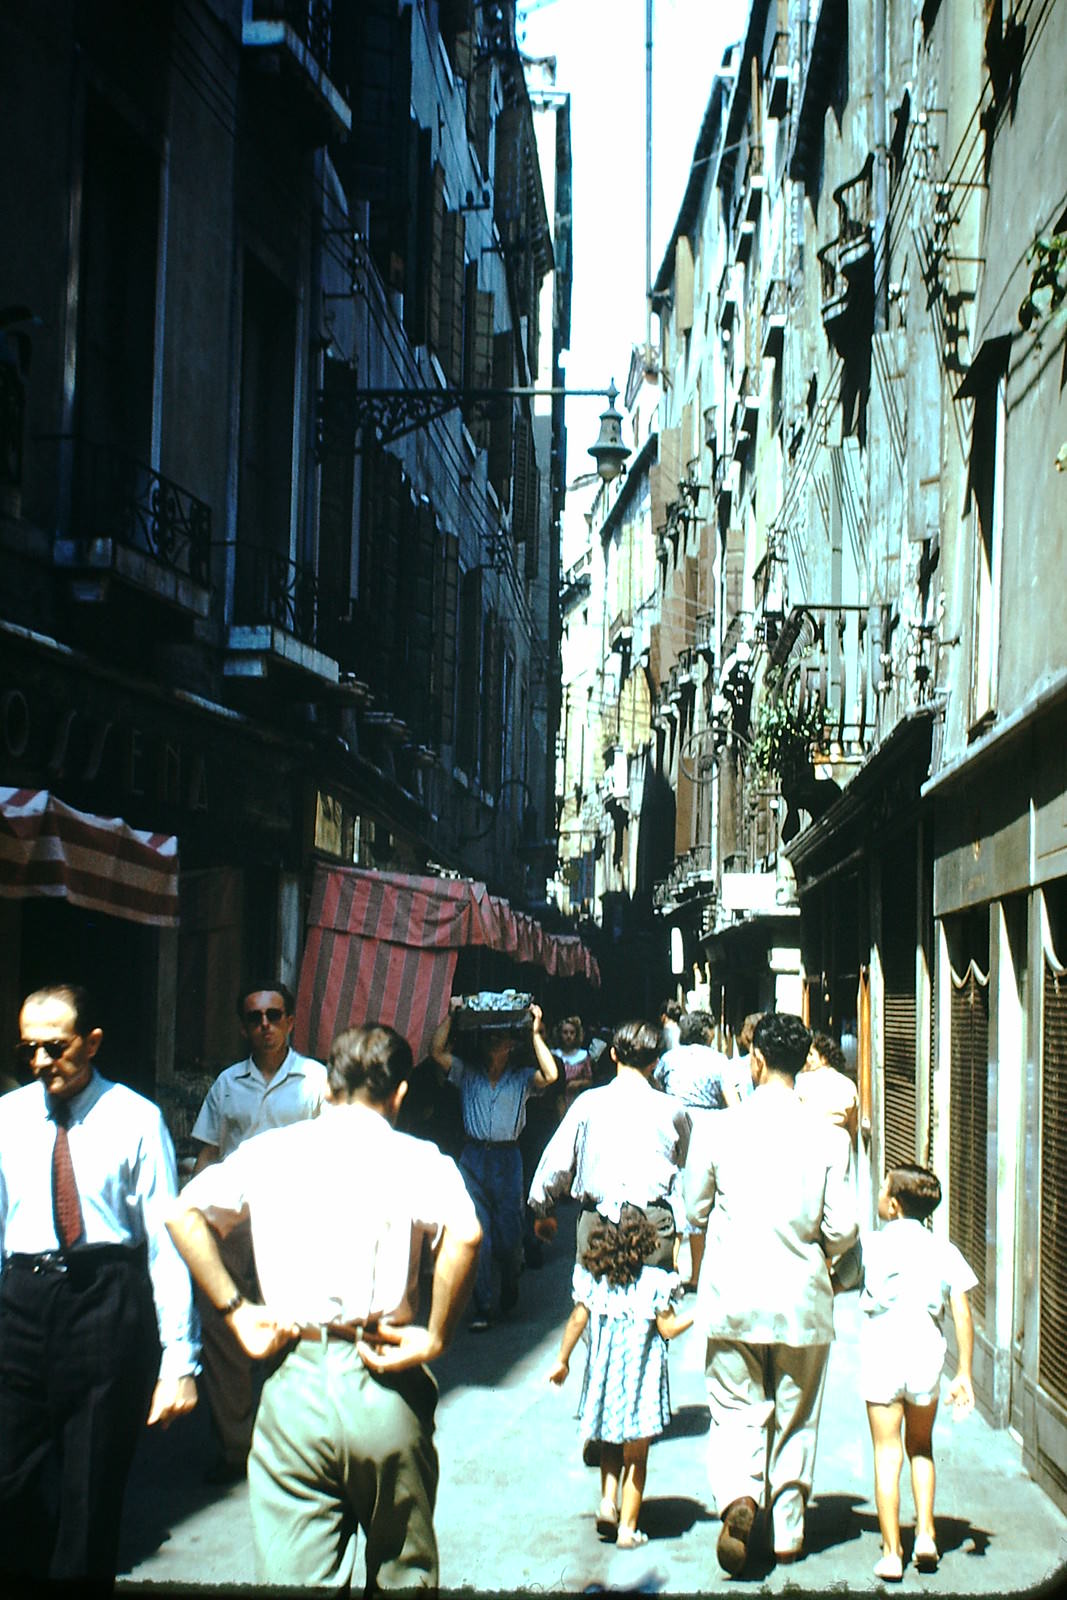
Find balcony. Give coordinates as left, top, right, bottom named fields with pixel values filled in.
left=695, top=610, right=717, bottom=663
left=731, top=368, right=761, bottom=461
left=224, top=542, right=340, bottom=686
left=761, top=278, right=788, bottom=362
left=48, top=436, right=212, bottom=617
left=834, top=154, right=874, bottom=276
left=771, top=603, right=886, bottom=756
left=717, top=266, right=739, bottom=335
left=653, top=843, right=718, bottom=917
left=764, top=29, right=790, bottom=120
left=608, top=608, right=634, bottom=652
left=242, top=0, right=352, bottom=143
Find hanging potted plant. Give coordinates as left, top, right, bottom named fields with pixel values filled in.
left=748, top=668, right=839, bottom=843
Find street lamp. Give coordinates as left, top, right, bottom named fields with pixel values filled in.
left=316, top=378, right=631, bottom=482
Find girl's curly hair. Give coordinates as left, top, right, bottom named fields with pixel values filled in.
left=580, top=1208, right=659, bottom=1288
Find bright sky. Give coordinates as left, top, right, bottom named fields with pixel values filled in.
left=517, top=0, right=748, bottom=560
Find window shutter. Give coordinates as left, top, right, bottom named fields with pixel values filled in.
left=439, top=209, right=466, bottom=385
left=882, top=835, right=918, bottom=1171
left=435, top=531, right=460, bottom=745
left=481, top=611, right=502, bottom=794
left=456, top=566, right=483, bottom=776
left=489, top=332, right=513, bottom=508
left=1040, top=957, right=1067, bottom=1407
left=949, top=963, right=989, bottom=1321
left=428, top=163, right=446, bottom=356
left=409, top=501, right=437, bottom=743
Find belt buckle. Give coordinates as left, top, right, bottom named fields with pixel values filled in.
left=34, top=1252, right=67, bottom=1274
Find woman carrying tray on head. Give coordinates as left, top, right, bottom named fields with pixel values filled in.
left=430, top=994, right=558, bottom=1331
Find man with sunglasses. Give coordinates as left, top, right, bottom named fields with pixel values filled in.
left=189, top=982, right=327, bottom=1481
left=0, top=983, right=199, bottom=1590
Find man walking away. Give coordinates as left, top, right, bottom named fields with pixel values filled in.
left=189, top=980, right=326, bottom=1480
left=685, top=1012, right=857, bottom=1574
left=168, top=1023, right=481, bottom=1593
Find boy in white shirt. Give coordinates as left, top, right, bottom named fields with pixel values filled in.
left=859, top=1163, right=976, bottom=1581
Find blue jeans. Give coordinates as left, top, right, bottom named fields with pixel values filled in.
left=459, top=1141, right=524, bottom=1315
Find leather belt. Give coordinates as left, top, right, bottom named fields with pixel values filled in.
left=6, top=1243, right=145, bottom=1275
left=296, top=1320, right=401, bottom=1347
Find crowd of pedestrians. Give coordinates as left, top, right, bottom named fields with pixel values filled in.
left=0, top=978, right=977, bottom=1594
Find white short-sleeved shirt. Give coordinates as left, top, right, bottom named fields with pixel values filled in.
left=190, top=1048, right=327, bottom=1159
left=859, top=1218, right=978, bottom=1328
left=179, top=1100, right=480, bottom=1327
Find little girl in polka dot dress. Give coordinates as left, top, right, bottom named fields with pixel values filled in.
left=549, top=1207, right=692, bottom=1547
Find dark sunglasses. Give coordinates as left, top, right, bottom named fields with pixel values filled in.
left=16, top=1038, right=73, bottom=1067
left=243, top=1007, right=286, bottom=1026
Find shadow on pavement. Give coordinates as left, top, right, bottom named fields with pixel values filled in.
left=117, top=1401, right=233, bottom=1576
left=639, top=1494, right=716, bottom=1540
left=802, top=1490, right=869, bottom=1554
left=661, top=1402, right=710, bottom=1440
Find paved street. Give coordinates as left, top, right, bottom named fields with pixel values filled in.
left=118, top=1209, right=1067, bottom=1596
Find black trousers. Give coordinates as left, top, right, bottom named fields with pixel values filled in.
left=0, top=1247, right=160, bottom=1589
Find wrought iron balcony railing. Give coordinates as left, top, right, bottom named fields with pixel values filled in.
left=46, top=434, right=211, bottom=586
left=234, top=540, right=319, bottom=643
left=252, top=0, right=334, bottom=76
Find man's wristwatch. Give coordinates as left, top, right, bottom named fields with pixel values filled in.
left=217, top=1291, right=244, bottom=1317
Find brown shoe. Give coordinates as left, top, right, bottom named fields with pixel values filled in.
left=717, top=1496, right=758, bottom=1575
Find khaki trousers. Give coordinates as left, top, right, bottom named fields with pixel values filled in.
left=249, top=1337, right=439, bottom=1592
left=704, top=1338, right=830, bottom=1554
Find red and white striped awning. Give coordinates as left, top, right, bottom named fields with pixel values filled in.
left=0, top=788, right=179, bottom=927
left=296, top=863, right=599, bottom=1063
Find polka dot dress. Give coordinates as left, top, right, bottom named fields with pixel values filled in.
left=573, top=1264, right=680, bottom=1444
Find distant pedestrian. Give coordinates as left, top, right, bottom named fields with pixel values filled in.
left=659, top=999, right=683, bottom=1052
left=548, top=1207, right=692, bottom=1548
left=189, top=981, right=327, bottom=1481
left=653, top=1010, right=740, bottom=1289
left=167, top=1022, right=481, bottom=1594
left=430, top=998, right=558, bottom=1331
left=796, top=1031, right=859, bottom=1138
left=0, top=983, right=199, bottom=1592
left=528, top=1019, right=690, bottom=1271
left=551, top=1015, right=593, bottom=1114
left=859, top=1163, right=976, bottom=1581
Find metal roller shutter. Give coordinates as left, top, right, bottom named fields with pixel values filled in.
left=1040, top=960, right=1067, bottom=1406
left=949, top=968, right=989, bottom=1321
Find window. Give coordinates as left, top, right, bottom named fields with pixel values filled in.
left=236, top=254, right=297, bottom=625
left=456, top=566, right=483, bottom=778
left=961, top=339, right=1010, bottom=728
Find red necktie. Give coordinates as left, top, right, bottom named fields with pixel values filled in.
left=51, top=1105, right=85, bottom=1249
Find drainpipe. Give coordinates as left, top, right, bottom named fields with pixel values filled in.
left=872, top=0, right=889, bottom=333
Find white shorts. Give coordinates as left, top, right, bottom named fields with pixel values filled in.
left=859, top=1313, right=946, bottom=1406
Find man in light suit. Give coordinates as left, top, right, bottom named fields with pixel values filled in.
left=685, top=1012, right=857, bottom=1575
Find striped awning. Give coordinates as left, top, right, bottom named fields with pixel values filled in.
left=0, top=788, right=179, bottom=927
left=296, top=864, right=600, bottom=1063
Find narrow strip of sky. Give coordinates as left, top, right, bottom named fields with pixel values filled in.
left=518, top=0, right=747, bottom=526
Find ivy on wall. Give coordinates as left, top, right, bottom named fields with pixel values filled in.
left=1018, top=230, right=1067, bottom=472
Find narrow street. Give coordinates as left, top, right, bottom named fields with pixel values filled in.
left=117, top=1209, right=1067, bottom=1596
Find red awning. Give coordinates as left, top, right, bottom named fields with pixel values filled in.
left=0, top=788, right=179, bottom=927
left=296, top=863, right=599, bottom=1063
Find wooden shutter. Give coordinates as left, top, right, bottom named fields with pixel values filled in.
left=406, top=125, right=433, bottom=345
left=428, top=163, right=446, bottom=357
left=439, top=209, right=466, bottom=385
left=488, top=332, right=513, bottom=508
left=465, top=284, right=494, bottom=449
left=434, top=531, right=460, bottom=746
left=456, top=566, right=483, bottom=776
left=949, top=963, right=989, bottom=1321
left=409, top=501, right=437, bottom=743
left=1040, top=958, right=1067, bottom=1406
left=481, top=610, right=502, bottom=793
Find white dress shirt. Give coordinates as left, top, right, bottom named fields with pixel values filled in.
left=179, top=1101, right=480, bottom=1327
left=191, top=1048, right=327, bottom=1158
left=527, top=1072, right=691, bottom=1223
left=0, top=1073, right=200, bottom=1386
